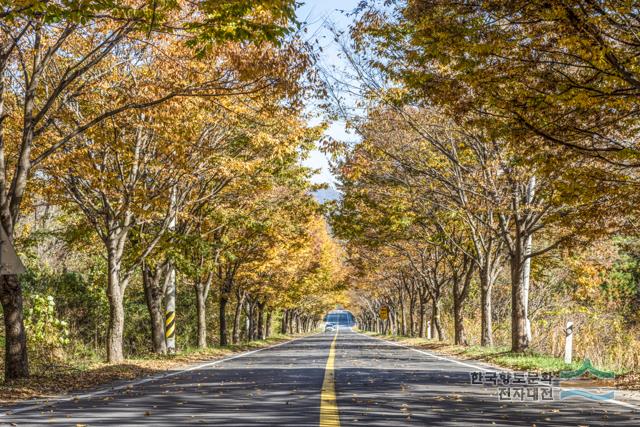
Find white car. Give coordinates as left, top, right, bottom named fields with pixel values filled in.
left=324, top=323, right=337, bottom=332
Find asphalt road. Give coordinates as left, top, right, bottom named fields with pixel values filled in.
left=2, top=329, right=640, bottom=426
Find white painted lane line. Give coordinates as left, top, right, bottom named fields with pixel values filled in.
left=1, top=334, right=319, bottom=417
left=359, top=332, right=640, bottom=412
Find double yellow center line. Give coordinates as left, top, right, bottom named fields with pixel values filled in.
left=319, top=329, right=340, bottom=426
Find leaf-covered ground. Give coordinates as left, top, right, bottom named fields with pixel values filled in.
left=0, top=334, right=300, bottom=404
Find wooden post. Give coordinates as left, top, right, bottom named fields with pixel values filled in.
left=564, top=321, right=573, bottom=364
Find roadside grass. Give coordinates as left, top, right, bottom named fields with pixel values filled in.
left=362, top=332, right=584, bottom=373
left=364, top=332, right=640, bottom=389
left=363, top=332, right=640, bottom=393
left=0, top=333, right=305, bottom=404
left=370, top=333, right=640, bottom=389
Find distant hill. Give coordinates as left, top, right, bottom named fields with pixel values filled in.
left=313, top=187, right=341, bottom=203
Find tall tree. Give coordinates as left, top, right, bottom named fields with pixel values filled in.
left=0, top=0, right=300, bottom=377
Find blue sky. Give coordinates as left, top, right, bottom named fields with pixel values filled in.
left=296, top=0, right=360, bottom=187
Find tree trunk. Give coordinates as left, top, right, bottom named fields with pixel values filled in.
left=247, top=301, right=255, bottom=341
left=257, top=302, right=265, bottom=340
left=390, top=310, right=397, bottom=335
left=194, top=272, right=212, bottom=349
left=219, top=294, right=229, bottom=346
left=107, top=282, right=125, bottom=363
left=453, top=263, right=472, bottom=346
left=511, top=254, right=529, bottom=352
left=288, top=311, right=294, bottom=334
left=431, top=298, right=445, bottom=341
left=107, top=247, right=126, bottom=363
left=0, top=51, right=33, bottom=380
left=265, top=310, right=272, bottom=338
left=418, top=300, right=426, bottom=338
left=0, top=274, right=29, bottom=380
left=479, top=268, right=494, bottom=347
left=280, top=309, right=288, bottom=334
left=408, top=296, right=415, bottom=337
left=232, top=290, right=245, bottom=344
left=453, top=295, right=466, bottom=346
left=400, top=298, right=406, bottom=336
left=195, top=285, right=207, bottom=348
left=142, top=264, right=166, bottom=354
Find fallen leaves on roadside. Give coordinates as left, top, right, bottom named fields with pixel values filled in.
left=0, top=337, right=295, bottom=403
left=614, top=372, right=640, bottom=390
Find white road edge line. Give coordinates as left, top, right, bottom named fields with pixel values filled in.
left=359, top=331, right=640, bottom=412
left=1, top=334, right=317, bottom=417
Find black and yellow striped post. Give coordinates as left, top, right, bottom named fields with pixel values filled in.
left=165, top=266, right=176, bottom=353
left=165, top=310, right=176, bottom=344
left=165, top=188, right=177, bottom=353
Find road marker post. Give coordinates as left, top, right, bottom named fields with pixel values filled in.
left=165, top=187, right=177, bottom=353
left=564, top=321, right=573, bottom=364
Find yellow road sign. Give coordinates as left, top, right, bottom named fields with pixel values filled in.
left=379, top=306, right=389, bottom=320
